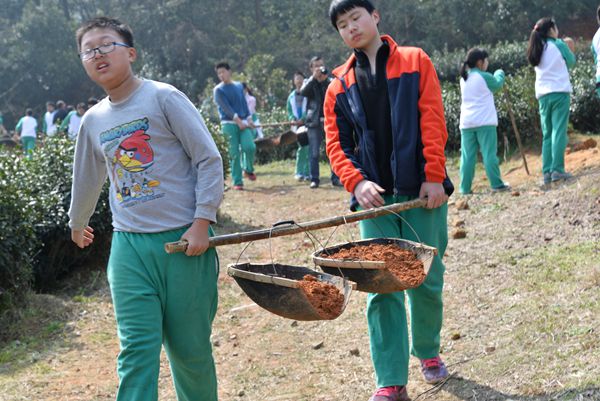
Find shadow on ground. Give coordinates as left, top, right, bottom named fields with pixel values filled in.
left=440, top=376, right=600, bottom=401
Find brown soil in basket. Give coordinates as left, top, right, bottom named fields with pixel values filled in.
left=325, top=244, right=426, bottom=287
left=297, top=275, right=344, bottom=319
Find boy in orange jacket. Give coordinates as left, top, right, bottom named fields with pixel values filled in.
left=325, top=1, right=454, bottom=400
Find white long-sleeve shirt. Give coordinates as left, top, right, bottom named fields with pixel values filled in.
left=534, top=38, right=576, bottom=99
left=460, top=68, right=505, bottom=129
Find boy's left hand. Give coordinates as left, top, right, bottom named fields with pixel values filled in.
left=181, top=219, right=210, bottom=256
left=419, top=182, right=448, bottom=209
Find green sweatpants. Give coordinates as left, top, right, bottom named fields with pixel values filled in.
left=21, top=136, right=35, bottom=158
left=459, top=125, right=504, bottom=194
left=222, top=123, right=256, bottom=186
left=359, top=195, right=447, bottom=387
left=538, top=92, right=570, bottom=174
left=107, top=226, right=219, bottom=401
left=295, top=143, right=309, bottom=178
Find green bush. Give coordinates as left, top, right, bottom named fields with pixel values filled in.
left=0, top=151, right=37, bottom=311
left=432, top=41, right=529, bottom=83
left=570, top=57, right=600, bottom=132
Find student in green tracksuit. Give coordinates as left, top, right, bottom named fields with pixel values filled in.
left=287, top=71, right=309, bottom=181
left=68, top=17, right=223, bottom=401
left=527, top=17, right=576, bottom=185
left=15, top=108, right=38, bottom=158
left=459, top=48, right=510, bottom=194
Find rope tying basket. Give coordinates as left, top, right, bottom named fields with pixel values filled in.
left=227, top=263, right=354, bottom=321
left=312, top=238, right=437, bottom=294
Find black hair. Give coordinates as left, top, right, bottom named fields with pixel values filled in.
left=309, top=56, right=323, bottom=69
left=329, top=0, right=376, bottom=29
left=242, top=82, right=253, bottom=96
left=87, top=97, right=99, bottom=106
left=293, top=70, right=305, bottom=79
left=460, top=48, right=489, bottom=81
left=76, top=16, right=134, bottom=50
left=26, top=108, right=33, bottom=116
left=76, top=102, right=87, bottom=110
left=527, top=17, right=556, bottom=66
left=56, top=100, right=66, bottom=108
left=46, top=101, right=55, bottom=107
left=215, top=61, right=231, bottom=71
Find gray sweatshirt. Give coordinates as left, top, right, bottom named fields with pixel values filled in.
left=68, top=79, right=224, bottom=233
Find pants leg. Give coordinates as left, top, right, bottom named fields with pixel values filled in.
left=295, top=144, right=309, bottom=177
left=222, top=124, right=243, bottom=186
left=307, top=127, right=322, bottom=184
left=402, top=200, right=448, bottom=360
left=459, top=129, right=478, bottom=194
left=239, top=127, right=256, bottom=174
left=162, top=228, right=219, bottom=401
left=360, top=195, right=447, bottom=387
left=550, top=93, right=570, bottom=174
left=538, top=95, right=554, bottom=175
left=21, top=136, right=36, bottom=158
left=476, top=126, right=505, bottom=189
left=108, top=232, right=164, bottom=401
left=360, top=203, right=409, bottom=387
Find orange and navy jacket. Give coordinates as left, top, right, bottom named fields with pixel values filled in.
left=324, top=35, right=453, bottom=209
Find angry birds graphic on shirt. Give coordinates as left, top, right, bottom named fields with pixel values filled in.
left=114, top=130, right=154, bottom=173
left=99, top=118, right=164, bottom=207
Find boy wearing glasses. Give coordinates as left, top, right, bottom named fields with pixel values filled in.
left=325, top=1, right=453, bottom=400
left=68, top=17, right=223, bottom=401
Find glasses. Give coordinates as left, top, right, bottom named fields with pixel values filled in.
left=79, top=42, right=131, bottom=61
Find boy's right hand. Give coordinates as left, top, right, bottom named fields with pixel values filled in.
left=354, top=179, right=385, bottom=210
left=71, top=226, right=95, bottom=248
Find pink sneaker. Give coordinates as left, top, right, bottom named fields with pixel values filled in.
left=243, top=170, right=257, bottom=181
left=233, top=185, right=244, bottom=191
left=420, top=356, right=449, bottom=384
left=368, top=386, right=410, bottom=401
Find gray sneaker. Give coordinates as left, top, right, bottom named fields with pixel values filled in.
left=491, top=183, right=511, bottom=192
left=551, top=171, right=573, bottom=182
left=542, top=173, right=552, bottom=186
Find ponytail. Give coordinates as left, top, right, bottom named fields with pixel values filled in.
left=460, top=48, right=489, bottom=81
left=527, top=17, right=556, bottom=66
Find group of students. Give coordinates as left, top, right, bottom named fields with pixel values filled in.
left=12, top=97, right=99, bottom=157
left=214, top=56, right=342, bottom=190
left=64, top=1, right=590, bottom=401
left=459, top=15, right=583, bottom=192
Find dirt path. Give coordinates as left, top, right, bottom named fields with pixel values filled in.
left=1, top=141, right=599, bottom=401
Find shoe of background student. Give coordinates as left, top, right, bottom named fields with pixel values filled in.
left=233, top=185, right=244, bottom=191
left=331, top=177, right=343, bottom=187
left=551, top=171, right=573, bottom=182
left=310, top=181, right=319, bottom=189
left=367, top=385, right=411, bottom=401
left=542, top=172, right=552, bottom=186
left=243, top=170, right=257, bottom=181
left=491, top=183, right=511, bottom=192
left=295, top=174, right=304, bottom=181
left=420, top=356, right=449, bottom=384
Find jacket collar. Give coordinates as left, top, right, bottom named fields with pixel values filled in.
left=332, top=34, right=399, bottom=80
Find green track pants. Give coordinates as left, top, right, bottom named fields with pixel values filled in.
left=538, top=92, right=570, bottom=174
left=108, top=226, right=219, bottom=401
left=222, top=123, right=256, bottom=186
left=459, top=125, right=505, bottom=194
left=359, top=195, right=448, bottom=387
left=295, top=143, right=309, bottom=178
